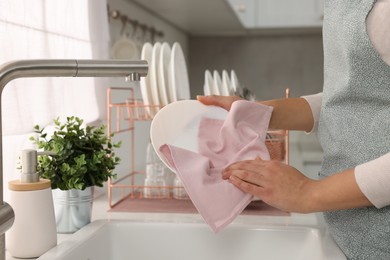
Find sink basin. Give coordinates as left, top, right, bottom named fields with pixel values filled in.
left=38, top=219, right=346, bottom=260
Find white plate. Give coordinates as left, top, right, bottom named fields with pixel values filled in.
left=140, top=42, right=154, bottom=116
left=203, top=70, right=213, bottom=96
left=203, top=83, right=211, bottom=96
left=170, top=42, right=190, bottom=101
left=158, top=42, right=171, bottom=105
left=221, top=70, right=232, bottom=96
left=150, top=42, right=162, bottom=108
left=150, top=100, right=228, bottom=172
left=230, top=70, right=240, bottom=95
left=212, top=70, right=222, bottom=95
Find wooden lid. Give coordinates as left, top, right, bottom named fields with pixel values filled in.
left=8, top=179, right=51, bottom=191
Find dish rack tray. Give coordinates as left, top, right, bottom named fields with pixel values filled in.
left=107, top=87, right=290, bottom=208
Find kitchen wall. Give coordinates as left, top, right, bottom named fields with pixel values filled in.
left=108, top=0, right=324, bottom=101
left=187, top=32, right=324, bottom=178
left=188, top=33, right=324, bottom=100
left=106, top=0, right=188, bottom=177
left=106, top=0, right=324, bottom=179
left=108, top=0, right=188, bottom=54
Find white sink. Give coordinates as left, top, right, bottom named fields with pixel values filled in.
left=38, top=219, right=346, bottom=260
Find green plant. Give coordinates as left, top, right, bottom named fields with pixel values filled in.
left=30, top=116, right=121, bottom=190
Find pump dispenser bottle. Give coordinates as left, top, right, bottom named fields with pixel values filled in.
left=6, top=149, right=57, bottom=258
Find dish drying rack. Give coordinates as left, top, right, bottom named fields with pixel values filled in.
left=106, top=87, right=290, bottom=208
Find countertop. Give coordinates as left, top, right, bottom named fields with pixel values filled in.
left=7, top=190, right=338, bottom=260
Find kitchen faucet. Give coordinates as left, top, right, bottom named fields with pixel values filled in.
left=0, top=59, right=148, bottom=260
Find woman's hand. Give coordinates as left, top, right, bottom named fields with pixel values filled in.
left=197, top=95, right=242, bottom=111
left=223, top=157, right=374, bottom=213
left=222, top=157, right=317, bottom=213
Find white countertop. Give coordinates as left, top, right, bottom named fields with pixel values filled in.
left=7, top=190, right=341, bottom=260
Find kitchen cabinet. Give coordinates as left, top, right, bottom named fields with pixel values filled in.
left=227, top=0, right=324, bottom=29
left=226, top=0, right=257, bottom=28
left=256, top=0, right=323, bottom=28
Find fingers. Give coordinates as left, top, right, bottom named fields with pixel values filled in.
left=229, top=175, right=265, bottom=195
left=223, top=160, right=268, bottom=189
left=196, top=95, right=220, bottom=106
left=197, top=95, right=228, bottom=111
left=221, top=158, right=276, bottom=198
left=196, top=95, right=241, bottom=111
left=227, top=169, right=264, bottom=185
left=222, top=158, right=267, bottom=180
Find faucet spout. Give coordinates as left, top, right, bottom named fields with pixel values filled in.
left=0, top=59, right=148, bottom=89
left=0, top=59, right=148, bottom=259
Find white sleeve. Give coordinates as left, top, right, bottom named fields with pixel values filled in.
left=366, top=0, right=390, bottom=66
left=355, top=153, right=390, bottom=208
left=301, top=92, right=323, bottom=134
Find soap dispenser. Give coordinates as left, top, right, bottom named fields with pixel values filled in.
left=6, top=149, right=57, bottom=258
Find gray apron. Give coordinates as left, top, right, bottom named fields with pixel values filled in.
left=318, top=0, right=390, bottom=259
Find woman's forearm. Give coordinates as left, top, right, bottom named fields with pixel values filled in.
left=260, top=97, right=314, bottom=132
left=197, top=95, right=315, bottom=132
left=305, top=168, right=373, bottom=213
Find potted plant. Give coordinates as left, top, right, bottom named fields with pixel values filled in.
left=30, top=116, right=121, bottom=233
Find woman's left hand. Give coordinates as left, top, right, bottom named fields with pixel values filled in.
left=222, top=157, right=317, bottom=213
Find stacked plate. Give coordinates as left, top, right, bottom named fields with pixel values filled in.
left=203, top=69, right=241, bottom=96
left=140, top=41, right=190, bottom=117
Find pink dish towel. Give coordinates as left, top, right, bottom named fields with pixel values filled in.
left=159, top=100, right=273, bottom=233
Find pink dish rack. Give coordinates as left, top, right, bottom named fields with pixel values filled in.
left=106, top=87, right=290, bottom=208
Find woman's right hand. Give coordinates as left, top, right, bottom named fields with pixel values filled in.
left=196, top=95, right=242, bottom=111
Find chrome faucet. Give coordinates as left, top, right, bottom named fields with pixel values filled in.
left=0, top=59, right=148, bottom=259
